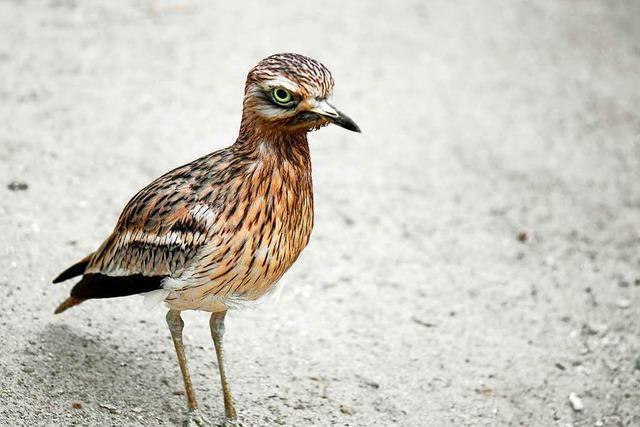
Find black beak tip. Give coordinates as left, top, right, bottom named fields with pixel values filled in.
left=333, top=113, right=361, bottom=133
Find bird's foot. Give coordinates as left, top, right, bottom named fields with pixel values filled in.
left=184, top=410, right=209, bottom=427
left=216, top=416, right=241, bottom=427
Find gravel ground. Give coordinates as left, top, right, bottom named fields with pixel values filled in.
left=1, top=1, right=639, bottom=426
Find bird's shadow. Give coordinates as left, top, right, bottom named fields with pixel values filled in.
left=24, top=322, right=190, bottom=425
left=24, top=322, right=274, bottom=426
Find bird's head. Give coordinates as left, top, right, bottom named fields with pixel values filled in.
left=241, top=53, right=360, bottom=136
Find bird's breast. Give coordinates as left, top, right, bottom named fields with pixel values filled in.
left=166, top=152, right=314, bottom=311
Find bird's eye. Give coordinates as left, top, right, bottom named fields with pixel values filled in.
left=272, top=87, right=293, bottom=105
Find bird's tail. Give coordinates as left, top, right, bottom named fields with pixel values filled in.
left=54, top=296, right=85, bottom=314
left=53, top=253, right=93, bottom=283
left=53, top=273, right=164, bottom=314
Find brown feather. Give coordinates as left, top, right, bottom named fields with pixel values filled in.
left=54, top=296, right=84, bottom=314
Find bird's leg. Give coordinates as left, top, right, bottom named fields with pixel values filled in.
left=166, top=310, right=208, bottom=426
left=210, top=310, right=238, bottom=424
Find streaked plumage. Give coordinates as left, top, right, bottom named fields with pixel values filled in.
left=53, top=53, right=360, bottom=425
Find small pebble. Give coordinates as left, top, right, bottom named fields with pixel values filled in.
left=411, top=316, right=436, bottom=328
left=568, top=392, right=584, bottom=412
left=7, top=181, right=28, bottom=191
left=363, top=380, right=380, bottom=389
left=339, top=404, right=354, bottom=415
left=475, top=387, right=493, bottom=396
left=615, top=298, right=631, bottom=309
left=99, top=403, right=119, bottom=414
left=583, top=322, right=607, bottom=336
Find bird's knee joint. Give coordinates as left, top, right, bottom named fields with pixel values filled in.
left=210, top=314, right=226, bottom=337
left=166, top=310, right=184, bottom=331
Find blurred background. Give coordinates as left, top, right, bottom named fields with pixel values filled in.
left=1, top=1, right=639, bottom=426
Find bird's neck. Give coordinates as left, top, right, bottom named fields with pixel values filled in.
left=235, top=116, right=311, bottom=165
left=232, top=115, right=315, bottom=251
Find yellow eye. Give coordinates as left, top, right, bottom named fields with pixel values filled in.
left=272, top=87, right=293, bottom=105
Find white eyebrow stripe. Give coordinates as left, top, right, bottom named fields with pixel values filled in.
left=260, top=76, right=299, bottom=92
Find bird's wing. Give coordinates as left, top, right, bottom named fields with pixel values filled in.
left=85, top=160, right=219, bottom=279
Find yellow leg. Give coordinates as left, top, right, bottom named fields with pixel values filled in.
left=210, top=310, right=238, bottom=424
left=166, top=310, right=208, bottom=426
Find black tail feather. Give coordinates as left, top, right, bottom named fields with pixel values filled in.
left=53, top=254, right=93, bottom=283
left=70, top=273, right=164, bottom=300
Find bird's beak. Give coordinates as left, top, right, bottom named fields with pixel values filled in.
left=310, top=100, right=361, bottom=133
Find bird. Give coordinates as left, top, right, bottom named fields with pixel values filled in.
left=52, top=53, right=360, bottom=426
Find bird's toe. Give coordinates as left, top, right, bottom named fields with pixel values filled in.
left=184, top=410, right=209, bottom=427
left=222, top=417, right=241, bottom=427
